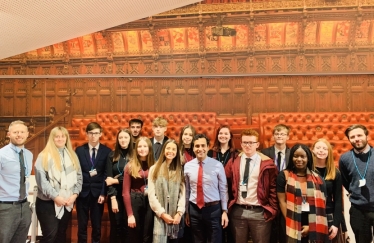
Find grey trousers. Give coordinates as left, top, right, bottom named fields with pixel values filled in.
left=230, top=204, right=272, bottom=243
left=0, top=201, right=31, bottom=243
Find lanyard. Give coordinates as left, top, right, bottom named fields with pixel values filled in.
left=351, top=150, right=371, bottom=180
left=217, top=151, right=230, bottom=165
left=116, top=156, right=128, bottom=175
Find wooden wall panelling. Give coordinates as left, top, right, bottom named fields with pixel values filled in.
left=315, top=76, right=330, bottom=112
left=0, top=79, right=14, bottom=116
left=232, top=78, right=247, bottom=116
left=281, top=77, right=297, bottom=112
left=330, top=76, right=346, bottom=112
left=217, top=78, right=233, bottom=115
left=367, top=75, right=374, bottom=111
left=71, top=79, right=85, bottom=116
left=266, top=77, right=281, bottom=112
left=85, top=79, right=99, bottom=116
left=350, top=75, right=366, bottom=111
left=16, top=79, right=27, bottom=116
left=251, top=77, right=266, bottom=113
left=114, top=78, right=128, bottom=112
left=30, top=78, right=45, bottom=116
left=173, top=79, right=188, bottom=112
left=98, top=78, right=112, bottom=112
left=204, top=79, right=219, bottom=113
left=128, top=79, right=143, bottom=112
left=299, top=76, right=315, bottom=112
left=144, top=79, right=156, bottom=112
left=159, top=78, right=173, bottom=111
left=186, top=79, right=201, bottom=112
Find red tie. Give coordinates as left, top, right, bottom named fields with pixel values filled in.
left=196, top=161, right=204, bottom=209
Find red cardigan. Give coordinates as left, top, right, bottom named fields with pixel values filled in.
left=225, top=152, right=279, bottom=222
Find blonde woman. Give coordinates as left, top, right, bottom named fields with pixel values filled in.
left=122, top=136, right=155, bottom=243
left=312, top=138, right=343, bottom=242
left=34, top=127, right=82, bottom=243
left=148, top=139, right=185, bottom=243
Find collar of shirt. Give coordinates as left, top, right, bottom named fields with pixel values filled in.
left=274, top=147, right=286, bottom=156
left=88, top=144, right=99, bottom=152
left=154, top=138, right=164, bottom=144
left=353, top=145, right=371, bottom=154
left=9, top=143, right=24, bottom=153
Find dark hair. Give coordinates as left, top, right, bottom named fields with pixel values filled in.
left=129, top=118, right=143, bottom=128
left=192, top=133, right=210, bottom=148
left=86, top=122, right=102, bottom=132
left=178, top=125, right=196, bottom=150
left=285, top=143, right=314, bottom=172
left=344, top=124, right=368, bottom=138
left=212, top=125, right=235, bottom=153
left=113, top=129, right=134, bottom=161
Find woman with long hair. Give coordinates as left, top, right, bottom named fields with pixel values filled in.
left=208, top=125, right=237, bottom=167
left=178, top=125, right=196, bottom=164
left=277, top=143, right=328, bottom=243
left=122, top=136, right=155, bottom=243
left=148, top=139, right=185, bottom=243
left=312, top=138, right=343, bottom=242
left=34, top=126, right=82, bottom=243
left=105, top=129, right=134, bottom=243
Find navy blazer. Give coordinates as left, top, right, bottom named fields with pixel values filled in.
left=75, top=143, right=111, bottom=198
left=261, top=145, right=290, bottom=170
left=150, top=136, right=169, bottom=161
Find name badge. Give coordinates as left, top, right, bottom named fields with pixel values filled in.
left=240, top=184, right=247, bottom=192
left=302, top=201, right=310, bottom=212
left=359, top=179, right=366, bottom=187
left=89, top=169, right=97, bottom=177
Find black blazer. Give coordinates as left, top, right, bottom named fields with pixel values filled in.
left=261, top=145, right=290, bottom=169
left=150, top=136, right=169, bottom=161
left=76, top=143, right=111, bottom=198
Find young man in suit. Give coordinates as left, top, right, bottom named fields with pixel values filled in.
left=260, top=123, right=290, bottom=243
left=150, top=117, right=168, bottom=161
left=75, top=122, right=111, bottom=243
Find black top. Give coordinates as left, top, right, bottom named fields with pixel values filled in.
left=207, top=149, right=237, bottom=167
left=106, top=148, right=130, bottom=197
left=315, top=167, right=343, bottom=227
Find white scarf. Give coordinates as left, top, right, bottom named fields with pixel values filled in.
left=47, top=148, right=77, bottom=219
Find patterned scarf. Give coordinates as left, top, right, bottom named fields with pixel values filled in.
left=285, top=169, right=328, bottom=243
left=47, top=148, right=78, bottom=219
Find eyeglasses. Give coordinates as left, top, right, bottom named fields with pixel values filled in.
left=241, top=141, right=258, bottom=146
left=274, top=133, right=287, bottom=137
left=88, top=132, right=101, bottom=136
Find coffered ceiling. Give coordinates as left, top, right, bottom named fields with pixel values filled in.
left=0, top=0, right=200, bottom=60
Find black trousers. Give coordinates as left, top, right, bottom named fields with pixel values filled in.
left=189, top=202, right=222, bottom=243
left=107, top=195, right=128, bottom=243
left=127, top=192, right=153, bottom=243
left=350, top=204, right=374, bottom=243
left=35, top=198, right=72, bottom=243
left=76, top=192, right=104, bottom=243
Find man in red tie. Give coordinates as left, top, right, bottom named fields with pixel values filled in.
left=225, top=129, right=278, bottom=243
left=184, top=134, right=228, bottom=243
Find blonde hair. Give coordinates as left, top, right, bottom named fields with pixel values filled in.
left=39, top=126, right=80, bottom=172
left=128, top=137, right=155, bottom=178
left=9, top=120, right=28, bottom=130
left=152, top=117, right=168, bottom=127
left=312, top=138, right=336, bottom=180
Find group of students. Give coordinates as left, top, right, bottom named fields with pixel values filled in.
left=1, top=118, right=374, bottom=243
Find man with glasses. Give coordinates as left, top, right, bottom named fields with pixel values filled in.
left=261, top=124, right=290, bottom=172
left=225, top=129, right=278, bottom=243
left=261, top=124, right=290, bottom=243
left=75, top=122, right=111, bottom=243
